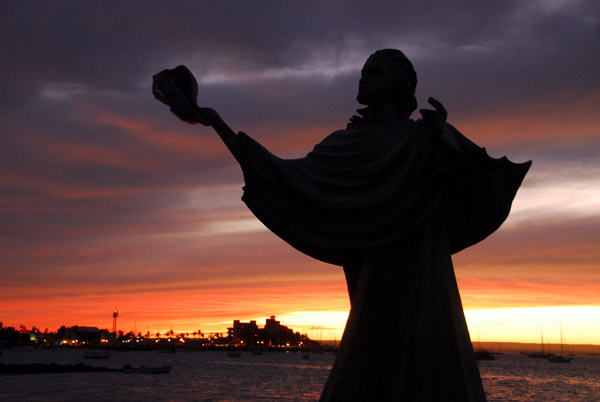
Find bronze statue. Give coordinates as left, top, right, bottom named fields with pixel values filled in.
left=153, top=49, right=531, bottom=401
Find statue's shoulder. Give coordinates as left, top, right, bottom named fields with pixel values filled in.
left=316, top=128, right=354, bottom=145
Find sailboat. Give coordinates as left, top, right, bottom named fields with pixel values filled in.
left=529, top=327, right=553, bottom=358
left=548, top=325, right=571, bottom=363
left=474, top=328, right=495, bottom=361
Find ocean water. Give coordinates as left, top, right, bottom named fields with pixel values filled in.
left=1, top=348, right=599, bottom=401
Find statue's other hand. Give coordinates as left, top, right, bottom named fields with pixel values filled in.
left=419, top=97, right=447, bottom=136
left=152, top=65, right=211, bottom=126
left=347, top=114, right=362, bottom=129
left=346, top=107, right=369, bottom=129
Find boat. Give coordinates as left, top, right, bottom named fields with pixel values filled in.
left=475, top=350, right=495, bottom=361
left=548, top=355, right=571, bottom=363
left=122, top=364, right=172, bottom=373
left=474, top=331, right=494, bottom=360
left=529, top=327, right=553, bottom=359
left=82, top=350, right=112, bottom=359
left=548, top=326, right=571, bottom=363
left=528, top=352, right=553, bottom=358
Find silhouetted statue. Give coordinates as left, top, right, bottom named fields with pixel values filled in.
left=153, top=49, right=531, bottom=401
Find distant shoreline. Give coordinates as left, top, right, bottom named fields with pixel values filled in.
left=315, top=340, right=600, bottom=355
left=469, top=341, right=600, bottom=355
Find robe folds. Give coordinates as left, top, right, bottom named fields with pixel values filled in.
left=239, top=119, right=531, bottom=267
left=237, top=119, right=530, bottom=401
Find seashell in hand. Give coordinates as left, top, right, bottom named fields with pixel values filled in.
left=152, top=65, right=199, bottom=108
left=152, top=65, right=209, bottom=125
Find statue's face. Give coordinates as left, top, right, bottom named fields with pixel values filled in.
left=357, top=57, right=397, bottom=105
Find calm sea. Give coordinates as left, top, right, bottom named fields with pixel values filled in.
left=1, top=347, right=599, bottom=401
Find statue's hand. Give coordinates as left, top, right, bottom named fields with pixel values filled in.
left=347, top=114, right=363, bottom=129
left=346, top=107, right=369, bottom=129
left=419, top=97, right=447, bottom=137
left=152, top=65, right=212, bottom=126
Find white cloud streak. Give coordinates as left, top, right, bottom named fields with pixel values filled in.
left=507, top=163, right=600, bottom=226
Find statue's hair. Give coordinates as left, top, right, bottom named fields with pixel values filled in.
left=347, top=49, right=418, bottom=128
left=368, top=49, right=418, bottom=116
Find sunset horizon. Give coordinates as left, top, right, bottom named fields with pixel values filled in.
left=4, top=304, right=600, bottom=346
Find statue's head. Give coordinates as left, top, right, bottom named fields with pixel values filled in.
left=357, top=49, right=417, bottom=117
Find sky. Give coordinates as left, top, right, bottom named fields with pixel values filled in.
left=1, top=0, right=599, bottom=344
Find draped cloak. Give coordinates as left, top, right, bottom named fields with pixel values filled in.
left=238, top=119, right=531, bottom=401
left=239, top=119, right=530, bottom=267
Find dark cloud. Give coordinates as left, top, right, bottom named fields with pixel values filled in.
left=492, top=138, right=600, bottom=167
left=2, top=1, right=598, bottom=100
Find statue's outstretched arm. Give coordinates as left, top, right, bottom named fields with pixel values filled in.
left=152, top=65, right=241, bottom=163
left=203, top=108, right=242, bottom=164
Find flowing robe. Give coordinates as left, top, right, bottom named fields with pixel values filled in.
left=238, top=119, right=530, bottom=401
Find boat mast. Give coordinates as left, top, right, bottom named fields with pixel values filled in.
left=560, top=325, right=563, bottom=356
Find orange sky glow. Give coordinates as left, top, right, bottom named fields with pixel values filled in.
left=2, top=113, right=599, bottom=342
left=2, top=116, right=599, bottom=342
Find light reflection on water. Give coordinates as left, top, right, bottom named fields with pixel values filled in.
left=1, top=348, right=599, bottom=401
left=479, top=353, right=600, bottom=402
